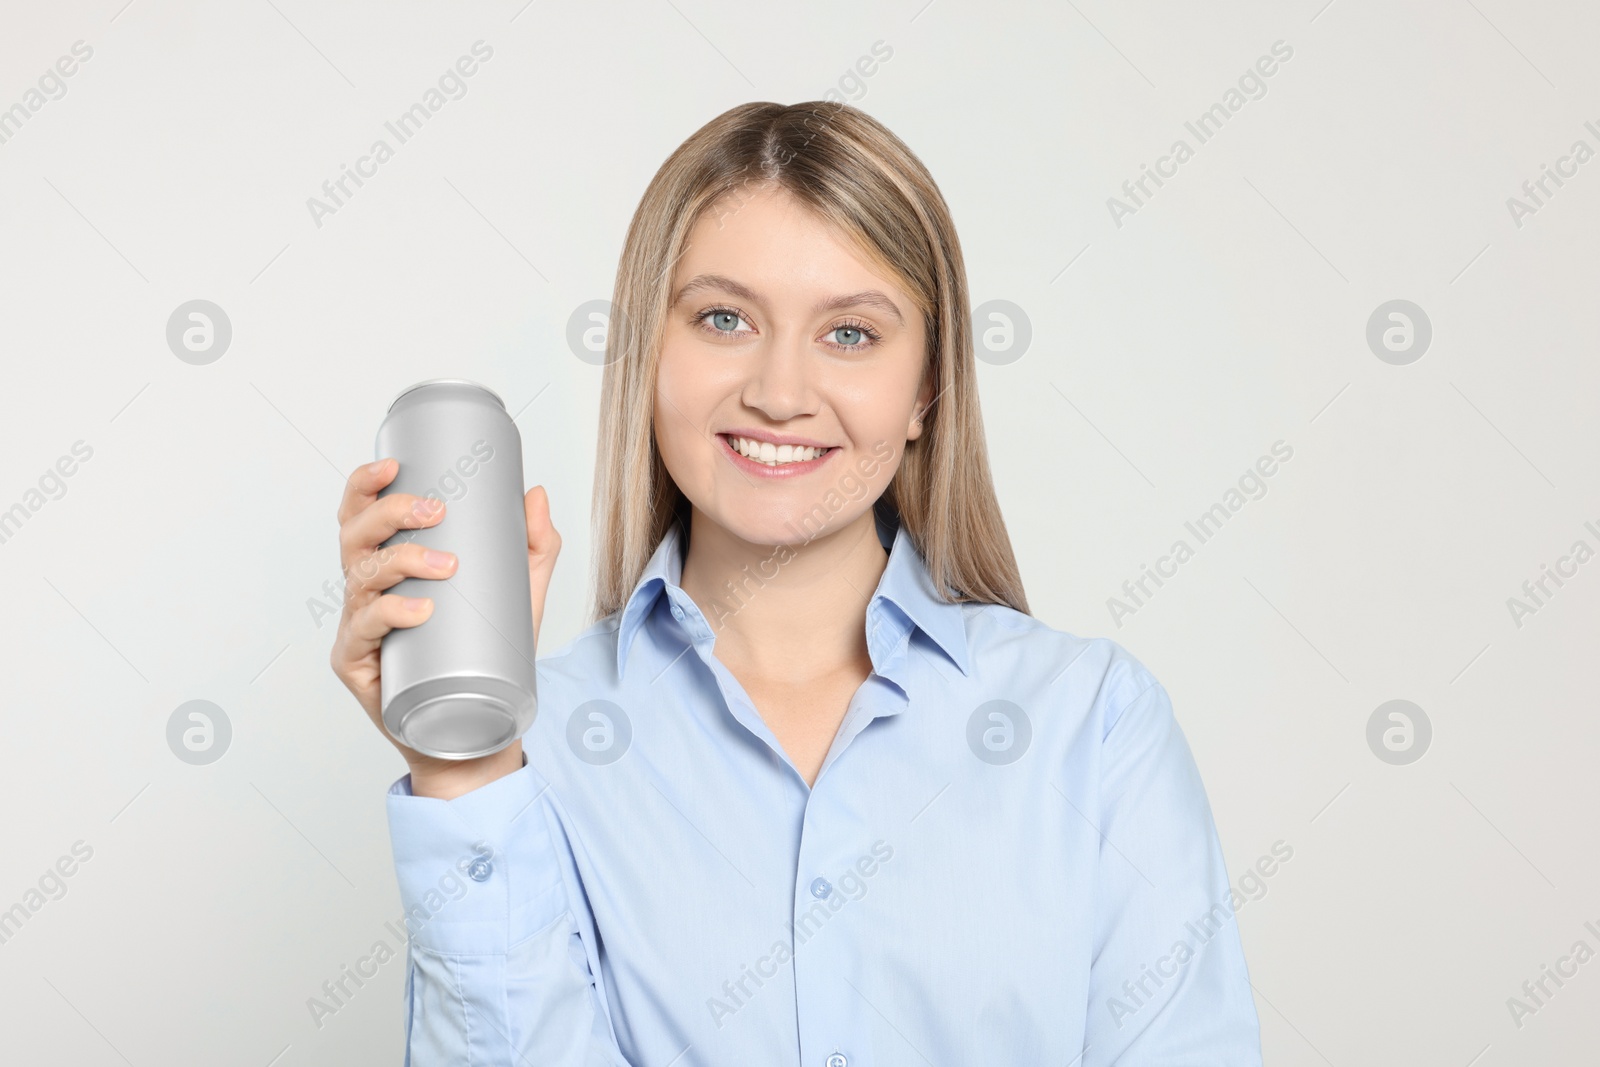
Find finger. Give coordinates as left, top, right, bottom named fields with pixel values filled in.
left=340, top=492, right=446, bottom=565
left=343, top=541, right=458, bottom=599
left=525, top=485, right=561, bottom=639
left=337, top=457, right=397, bottom=527
left=341, top=591, right=434, bottom=653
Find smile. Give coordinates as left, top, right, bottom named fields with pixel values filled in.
left=718, top=434, right=836, bottom=476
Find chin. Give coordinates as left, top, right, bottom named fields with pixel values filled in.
left=704, top=498, right=872, bottom=549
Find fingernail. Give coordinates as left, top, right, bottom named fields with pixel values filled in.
left=368, top=459, right=387, bottom=475
left=413, top=497, right=443, bottom=516
left=404, top=597, right=429, bottom=610
left=424, top=549, right=454, bottom=569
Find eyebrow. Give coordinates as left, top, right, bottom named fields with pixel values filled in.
left=672, top=273, right=906, bottom=326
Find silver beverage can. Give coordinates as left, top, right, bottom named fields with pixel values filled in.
left=374, top=379, right=536, bottom=759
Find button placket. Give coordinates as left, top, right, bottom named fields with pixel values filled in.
left=793, top=783, right=878, bottom=1067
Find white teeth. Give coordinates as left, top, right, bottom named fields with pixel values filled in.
left=728, top=436, right=827, bottom=466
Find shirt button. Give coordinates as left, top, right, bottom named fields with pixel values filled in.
left=467, top=857, right=492, bottom=882
left=826, top=1054, right=848, bottom=1067
left=810, top=877, right=832, bottom=899
left=671, top=604, right=686, bottom=622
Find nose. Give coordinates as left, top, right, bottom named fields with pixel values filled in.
left=740, top=328, right=819, bottom=422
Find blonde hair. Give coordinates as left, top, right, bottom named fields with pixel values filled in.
left=589, top=100, right=1028, bottom=622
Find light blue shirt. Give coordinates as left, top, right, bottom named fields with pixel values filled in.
left=385, top=510, right=1262, bottom=1066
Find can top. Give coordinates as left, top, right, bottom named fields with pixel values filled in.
left=387, top=378, right=506, bottom=413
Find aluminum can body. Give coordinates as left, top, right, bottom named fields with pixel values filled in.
left=374, top=379, right=536, bottom=759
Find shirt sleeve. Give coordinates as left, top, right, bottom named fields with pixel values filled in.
left=1081, top=679, right=1264, bottom=1065
left=386, top=754, right=632, bottom=1066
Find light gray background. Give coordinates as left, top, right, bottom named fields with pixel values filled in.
left=2, top=0, right=1596, bottom=1063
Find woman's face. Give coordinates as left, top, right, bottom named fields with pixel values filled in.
left=654, top=184, right=931, bottom=548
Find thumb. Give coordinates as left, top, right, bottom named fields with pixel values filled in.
left=525, top=484, right=561, bottom=645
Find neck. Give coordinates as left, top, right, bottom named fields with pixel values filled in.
left=677, top=505, right=890, bottom=681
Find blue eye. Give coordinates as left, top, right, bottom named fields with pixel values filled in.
left=694, top=306, right=882, bottom=351
left=693, top=307, right=755, bottom=340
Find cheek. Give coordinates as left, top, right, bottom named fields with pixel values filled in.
left=656, top=337, right=731, bottom=409
left=832, top=375, right=916, bottom=446
left=651, top=386, right=694, bottom=478
left=652, top=342, right=719, bottom=484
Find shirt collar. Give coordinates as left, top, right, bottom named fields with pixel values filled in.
left=614, top=510, right=970, bottom=679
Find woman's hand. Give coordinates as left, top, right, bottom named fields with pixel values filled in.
left=329, top=457, right=562, bottom=799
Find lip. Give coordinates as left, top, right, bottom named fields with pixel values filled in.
left=719, top=427, right=836, bottom=449
left=717, top=433, right=837, bottom=478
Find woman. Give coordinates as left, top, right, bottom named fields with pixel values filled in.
left=332, top=101, right=1262, bottom=1065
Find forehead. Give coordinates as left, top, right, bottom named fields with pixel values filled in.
left=675, top=185, right=908, bottom=305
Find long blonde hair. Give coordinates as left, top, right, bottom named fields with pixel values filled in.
left=589, top=100, right=1028, bottom=622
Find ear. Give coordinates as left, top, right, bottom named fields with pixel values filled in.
left=906, top=368, right=935, bottom=442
